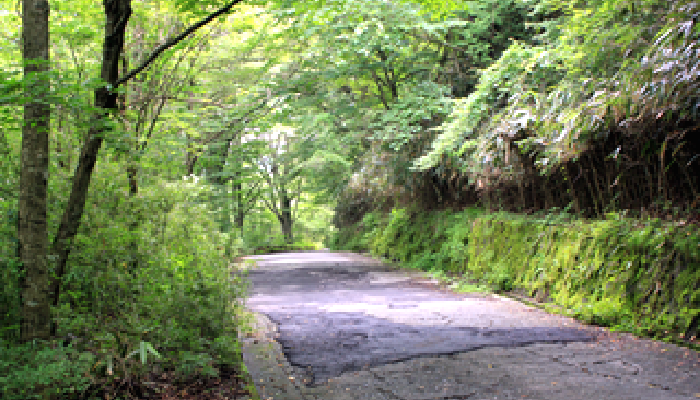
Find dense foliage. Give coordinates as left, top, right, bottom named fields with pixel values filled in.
left=2, top=0, right=699, bottom=397
left=411, top=0, right=699, bottom=216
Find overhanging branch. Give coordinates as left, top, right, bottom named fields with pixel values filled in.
left=115, top=0, right=245, bottom=88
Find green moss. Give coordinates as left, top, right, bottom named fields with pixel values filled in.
left=331, top=207, right=700, bottom=349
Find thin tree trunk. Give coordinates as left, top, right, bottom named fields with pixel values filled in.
left=49, top=0, right=132, bottom=315
left=126, top=164, right=140, bottom=270
left=234, top=180, right=245, bottom=230
left=279, top=191, right=293, bottom=244
left=19, top=0, right=51, bottom=342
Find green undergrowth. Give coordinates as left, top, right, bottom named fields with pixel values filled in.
left=0, top=166, right=254, bottom=399
left=329, top=207, right=700, bottom=350
left=250, top=241, right=319, bottom=255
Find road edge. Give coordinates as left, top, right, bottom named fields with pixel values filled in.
left=239, top=311, right=308, bottom=400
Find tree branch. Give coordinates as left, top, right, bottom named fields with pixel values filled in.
left=370, top=70, right=390, bottom=110
left=115, top=0, right=244, bottom=88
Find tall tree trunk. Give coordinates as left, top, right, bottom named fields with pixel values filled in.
left=19, top=0, right=51, bottom=342
left=49, top=0, right=132, bottom=315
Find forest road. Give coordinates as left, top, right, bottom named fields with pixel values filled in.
left=237, top=250, right=700, bottom=400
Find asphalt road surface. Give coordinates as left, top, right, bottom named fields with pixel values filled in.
left=241, top=252, right=700, bottom=400
left=244, top=253, right=594, bottom=385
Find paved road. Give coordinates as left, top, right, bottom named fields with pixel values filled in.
left=239, top=251, right=700, bottom=400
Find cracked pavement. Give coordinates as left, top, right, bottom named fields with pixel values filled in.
left=239, top=251, right=700, bottom=400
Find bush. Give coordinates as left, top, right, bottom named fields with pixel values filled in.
left=0, top=168, right=250, bottom=399
left=0, top=340, right=94, bottom=400
left=57, top=177, right=246, bottom=380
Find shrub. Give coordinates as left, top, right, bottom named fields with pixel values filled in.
left=10, top=172, right=251, bottom=398
left=0, top=340, right=94, bottom=400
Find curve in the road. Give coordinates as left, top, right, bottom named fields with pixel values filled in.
left=245, top=259, right=595, bottom=386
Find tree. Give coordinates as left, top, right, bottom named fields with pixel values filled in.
left=14, top=0, right=474, bottom=343
left=48, top=0, right=133, bottom=324
left=263, top=0, right=460, bottom=207
left=257, top=129, right=300, bottom=243
left=19, top=0, right=51, bottom=342
left=15, top=0, right=248, bottom=339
